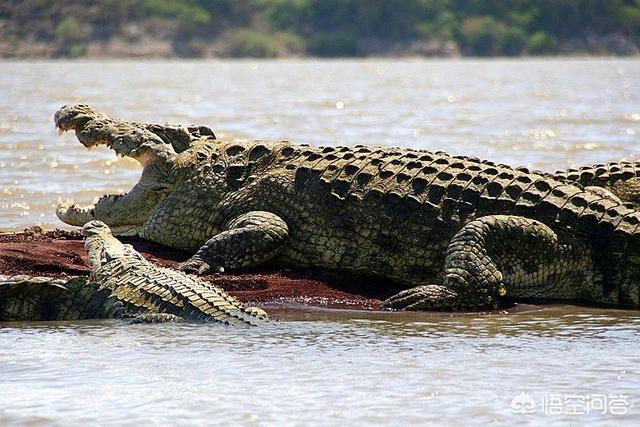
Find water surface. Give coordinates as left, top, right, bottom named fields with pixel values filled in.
left=1, top=306, right=639, bottom=425
left=1, top=59, right=640, bottom=425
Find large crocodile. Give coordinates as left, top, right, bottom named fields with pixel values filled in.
left=54, top=105, right=640, bottom=311
left=0, top=220, right=270, bottom=325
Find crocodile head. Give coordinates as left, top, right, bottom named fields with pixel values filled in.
left=82, top=220, right=141, bottom=268
left=55, top=105, right=179, bottom=235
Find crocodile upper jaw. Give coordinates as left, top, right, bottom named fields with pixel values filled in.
left=54, top=104, right=153, bottom=164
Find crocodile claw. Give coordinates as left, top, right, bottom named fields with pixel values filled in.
left=382, top=285, right=458, bottom=311
left=177, top=257, right=224, bottom=276
left=245, top=306, right=269, bottom=318
left=130, top=313, right=184, bottom=324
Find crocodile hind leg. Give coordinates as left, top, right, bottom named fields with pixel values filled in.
left=383, top=215, right=593, bottom=311
left=177, top=211, right=289, bottom=275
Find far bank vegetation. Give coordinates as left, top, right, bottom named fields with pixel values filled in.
left=1, top=0, right=638, bottom=58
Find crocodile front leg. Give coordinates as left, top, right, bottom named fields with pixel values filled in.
left=178, top=211, right=289, bottom=275
left=383, top=215, right=593, bottom=311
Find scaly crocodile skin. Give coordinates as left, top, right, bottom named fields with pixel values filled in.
left=554, top=161, right=640, bottom=209
left=0, top=275, right=123, bottom=321
left=53, top=105, right=640, bottom=310
left=0, top=221, right=270, bottom=325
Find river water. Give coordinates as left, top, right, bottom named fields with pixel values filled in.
left=1, top=59, right=639, bottom=425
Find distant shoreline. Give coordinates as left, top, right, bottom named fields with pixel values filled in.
left=2, top=35, right=638, bottom=60
left=2, top=53, right=638, bottom=61
left=2, top=51, right=638, bottom=60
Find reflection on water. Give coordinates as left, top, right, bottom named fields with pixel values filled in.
left=1, top=59, right=640, bottom=425
left=1, top=306, right=639, bottom=425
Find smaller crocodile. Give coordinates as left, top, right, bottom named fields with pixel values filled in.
left=0, top=221, right=270, bottom=326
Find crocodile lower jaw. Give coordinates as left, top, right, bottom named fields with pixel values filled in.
left=56, top=198, right=143, bottom=236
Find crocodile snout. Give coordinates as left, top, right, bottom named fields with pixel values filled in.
left=81, top=220, right=112, bottom=238
left=54, top=104, right=98, bottom=134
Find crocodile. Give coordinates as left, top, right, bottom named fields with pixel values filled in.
left=0, top=220, right=270, bottom=325
left=425, top=153, right=640, bottom=209
left=54, top=105, right=640, bottom=311
left=554, top=161, right=640, bottom=209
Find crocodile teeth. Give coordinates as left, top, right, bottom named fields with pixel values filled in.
left=56, top=126, right=65, bottom=136
left=56, top=199, right=72, bottom=220
left=57, top=198, right=75, bottom=208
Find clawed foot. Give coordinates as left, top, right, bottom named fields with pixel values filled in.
left=131, top=313, right=183, bottom=324
left=382, top=285, right=458, bottom=311
left=177, top=256, right=224, bottom=276
left=245, top=306, right=270, bottom=319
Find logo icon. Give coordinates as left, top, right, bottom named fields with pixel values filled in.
left=511, top=392, right=536, bottom=414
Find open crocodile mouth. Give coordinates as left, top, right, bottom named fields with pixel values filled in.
left=54, top=127, right=149, bottom=236
left=55, top=124, right=134, bottom=159
left=54, top=104, right=176, bottom=236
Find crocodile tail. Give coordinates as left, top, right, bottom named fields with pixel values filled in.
left=468, top=167, right=640, bottom=239
left=556, top=161, right=640, bottom=187
left=161, top=267, right=271, bottom=326
left=556, top=161, right=640, bottom=209
left=555, top=187, right=640, bottom=238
